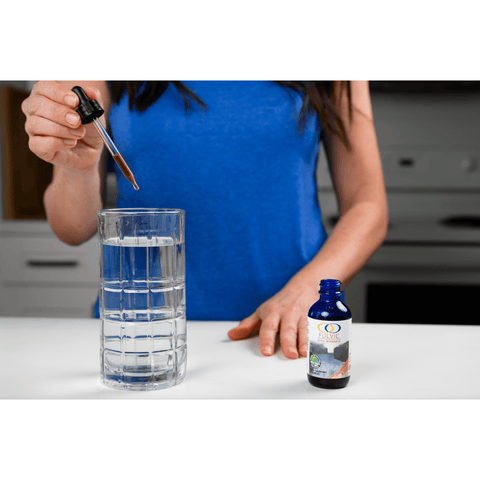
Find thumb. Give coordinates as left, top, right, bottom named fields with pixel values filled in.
left=227, top=313, right=261, bottom=340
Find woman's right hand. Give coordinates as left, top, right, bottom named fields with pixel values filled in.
left=22, top=81, right=105, bottom=172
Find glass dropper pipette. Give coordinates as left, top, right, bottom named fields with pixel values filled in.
left=91, top=117, right=139, bottom=190
left=71, top=86, right=139, bottom=190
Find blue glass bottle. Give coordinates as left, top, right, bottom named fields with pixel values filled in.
left=307, top=279, right=352, bottom=389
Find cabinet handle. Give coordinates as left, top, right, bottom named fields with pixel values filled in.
left=26, top=260, right=79, bottom=268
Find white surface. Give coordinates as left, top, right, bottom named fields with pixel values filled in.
left=0, top=317, right=479, bottom=399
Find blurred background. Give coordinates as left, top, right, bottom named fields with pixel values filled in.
left=1, top=80, right=480, bottom=324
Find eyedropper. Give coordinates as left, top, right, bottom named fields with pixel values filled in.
left=71, top=86, right=139, bottom=190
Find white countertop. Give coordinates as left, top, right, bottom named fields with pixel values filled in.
left=0, top=317, right=479, bottom=399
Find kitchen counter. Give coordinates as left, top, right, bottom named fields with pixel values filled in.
left=0, top=317, right=479, bottom=399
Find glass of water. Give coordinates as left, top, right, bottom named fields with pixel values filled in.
left=97, top=208, right=186, bottom=390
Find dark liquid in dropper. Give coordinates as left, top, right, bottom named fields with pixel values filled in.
left=113, top=153, right=139, bottom=190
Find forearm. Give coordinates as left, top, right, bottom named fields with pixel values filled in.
left=289, top=200, right=388, bottom=290
left=44, top=165, right=103, bottom=246
left=294, top=81, right=388, bottom=291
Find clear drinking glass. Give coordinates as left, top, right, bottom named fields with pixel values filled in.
left=97, top=208, right=186, bottom=390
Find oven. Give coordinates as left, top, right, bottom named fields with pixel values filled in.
left=317, top=146, right=480, bottom=326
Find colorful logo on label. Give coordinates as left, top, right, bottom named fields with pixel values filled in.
left=317, top=323, right=341, bottom=333
left=310, top=355, right=321, bottom=368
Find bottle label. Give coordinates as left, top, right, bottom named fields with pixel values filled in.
left=307, top=317, right=351, bottom=379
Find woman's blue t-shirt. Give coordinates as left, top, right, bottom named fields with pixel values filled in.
left=94, top=81, right=327, bottom=320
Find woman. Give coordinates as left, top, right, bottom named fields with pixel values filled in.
left=22, top=80, right=388, bottom=360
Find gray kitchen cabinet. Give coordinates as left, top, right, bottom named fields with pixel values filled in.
left=0, top=227, right=99, bottom=317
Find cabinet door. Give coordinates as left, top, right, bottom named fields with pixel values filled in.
left=0, top=233, right=99, bottom=318
left=0, top=284, right=98, bottom=318
left=0, top=235, right=98, bottom=284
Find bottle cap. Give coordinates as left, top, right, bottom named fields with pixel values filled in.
left=72, top=86, right=104, bottom=125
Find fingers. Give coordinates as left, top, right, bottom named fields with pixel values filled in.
left=229, top=311, right=308, bottom=359
left=228, top=307, right=281, bottom=357
left=258, top=312, right=280, bottom=356
left=25, top=114, right=86, bottom=141
left=23, top=89, right=82, bottom=130
left=22, top=81, right=102, bottom=135
left=22, top=81, right=87, bottom=163
left=228, top=295, right=310, bottom=360
left=279, top=316, right=300, bottom=359
left=25, top=115, right=85, bottom=163
left=277, top=315, right=309, bottom=358
left=31, top=81, right=80, bottom=109
left=297, top=316, right=308, bottom=357
left=28, top=135, right=81, bottom=162
left=227, top=313, right=262, bottom=340
left=228, top=311, right=280, bottom=356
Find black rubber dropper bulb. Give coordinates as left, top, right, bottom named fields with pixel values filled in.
left=71, top=86, right=104, bottom=124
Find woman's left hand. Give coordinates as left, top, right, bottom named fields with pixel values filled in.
left=227, top=279, right=319, bottom=359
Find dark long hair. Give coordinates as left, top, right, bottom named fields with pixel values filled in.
left=108, top=81, right=352, bottom=148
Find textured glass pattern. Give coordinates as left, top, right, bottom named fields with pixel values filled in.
left=98, top=209, right=186, bottom=390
